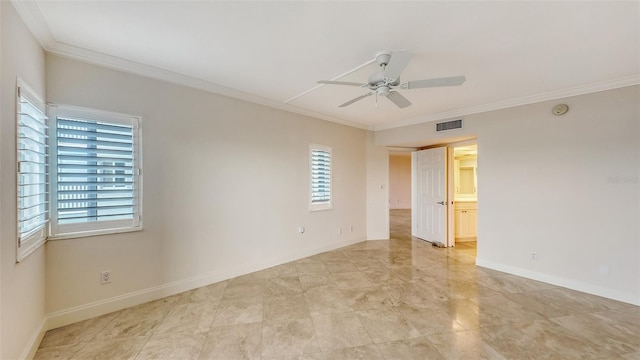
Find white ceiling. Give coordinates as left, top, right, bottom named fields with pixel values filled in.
left=13, top=1, right=640, bottom=130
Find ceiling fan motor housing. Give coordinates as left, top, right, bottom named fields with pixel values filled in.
left=375, top=51, right=392, bottom=67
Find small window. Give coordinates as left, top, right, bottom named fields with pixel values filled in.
left=48, top=105, right=142, bottom=239
left=309, top=144, right=332, bottom=211
left=16, top=79, right=49, bottom=261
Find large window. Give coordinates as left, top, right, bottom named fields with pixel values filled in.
left=17, top=80, right=49, bottom=261
left=49, top=105, right=142, bottom=239
left=309, top=144, right=332, bottom=211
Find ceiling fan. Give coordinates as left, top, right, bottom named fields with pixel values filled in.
left=317, top=50, right=466, bottom=108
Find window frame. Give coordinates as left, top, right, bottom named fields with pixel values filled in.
left=309, top=144, right=332, bottom=212
left=16, top=79, right=49, bottom=262
left=48, top=104, right=143, bottom=240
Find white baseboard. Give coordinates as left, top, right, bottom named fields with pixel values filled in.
left=475, top=257, right=640, bottom=306
left=19, top=317, right=47, bottom=360
left=366, top=232, right=390, bottom=240
left=47, top=236, right=365, bottom=330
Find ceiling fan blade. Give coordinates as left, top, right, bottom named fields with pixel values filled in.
left=384, top=50, right=412, bottom=82
left=317, top=80, right=366, bottom=87
left=386, top=91, right=411, bottom=108
left=401, top=75, right=466, bottom=89
left=339, top=92, right=373, bottom=107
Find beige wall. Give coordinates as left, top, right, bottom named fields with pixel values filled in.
left=376, top=86, right=640, bottom=305
left=389, top=154, right=411, bottom=209
left=1, top=2, right=48, bottom=359
left=45, top=55, right=368, bottom=326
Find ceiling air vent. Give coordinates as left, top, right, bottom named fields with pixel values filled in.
left=436, top=119, right=463, bottom=132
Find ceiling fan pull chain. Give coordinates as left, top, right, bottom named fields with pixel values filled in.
left=375, top=92, right=378, bottom=107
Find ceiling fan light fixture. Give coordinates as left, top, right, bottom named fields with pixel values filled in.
left=377, top=86, right=391, bottom=97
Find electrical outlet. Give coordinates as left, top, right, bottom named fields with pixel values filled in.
left=350, top=225, right=354, bottom=233
left=530, top=252, right=538, bottom=261
left=101, top=270, right=112, bottom=285
left=338, top=227, right=342, bottom=235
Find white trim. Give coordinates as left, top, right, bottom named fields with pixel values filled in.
left=16, top=78, right=49, bottom=263
left=47, top=104, right=143, bottom=238
left=10, top=0, right=55, bottom=49
left=46, top=236, right=365, bottom=330
left=476, top=258, right=640, bottom=306
left=373, top=75, right=640, bottom=131
left=309, top=144, right=333, bottom=212
left=18, top=317, right=47, bottom=360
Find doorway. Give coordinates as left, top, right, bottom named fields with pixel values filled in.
left=401, top=142, right=477, bottom=247
left=451, top=144, right=478, bottom=247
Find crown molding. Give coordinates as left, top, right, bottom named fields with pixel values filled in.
left=10, top=1, right=370, bottom=131
left=373, top=74, right=640, bottom=131
left=12, top=0, right=637, bottom=134
left=47, top=42, right=371, bottom=131
left=11, top=0, right=55, bottom=48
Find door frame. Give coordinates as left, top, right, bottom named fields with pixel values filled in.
left=448, top=139, right=478, bottom=247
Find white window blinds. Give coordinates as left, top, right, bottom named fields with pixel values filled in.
left=310, top=145, right=332, bottom=211
left=17, top=80, right=49, bottom=261
left=50, top=105, right=142, bottom=238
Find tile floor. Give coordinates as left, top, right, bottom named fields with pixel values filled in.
left=35, top=210, right=639, bottom=359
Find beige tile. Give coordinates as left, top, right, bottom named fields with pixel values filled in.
left=298, top=274, right=335, bottom=290
left=265, top=276, right=303, bottom=296
left=315, top=250, right=349, bottom=262
left=330, top=272, right=374, bottom=289
left=620, top=351, right=640, bottom=359
left=323, top=261, right=359, bottom=274
left=221, top=280, right=265, bottom=300
left=375, top=337, right=446, bottom=360
left=153, top=302, right=216, bottom=334
left=135, top=332, right=206, bottom=360
left=341, top=287, right=396, bottom=310
left=262, top=263, right=298, bottom=278
left=39, top=311, right=120, bottom=347
left=35, top=210, right=639, bottom=360
left=551, top=313, right=640, bottom=355
left=507, top=319, right=618, bottom=359
left=199, top=322, right=262, bottom=360
left=262, top=317, right=320, bottom=357
left=175, top=281, right=227, bottom=305
left=212, top=296, right=263, bottom=326
left=505, top=288, right=610, bottom=318
left=355, top=308, right=421, bottom=343
left=96, top=302, right=173, bottom=340
left=295, top=261, right=328, bottom=274
left=310, top=312, right=372, bottom=351
left=394, top=304, right=465, bottom=335
left=262, top=353, right=324, bottom=360
left=478, top=322, right=565, bottom=360
left=34, top=343, right=86, bottom=360
left=478, top=274, right=556, bottom=294
left=323, top=344, right=384, bottom=359
left=426, top=330, right=507, bottom=360
left=264, top=294, right=310, bottom=320
left=430, top=278, right=503, bottom=299
left=304, top=285, right=352, bottom=314
left=383, top=282, right=447, bottom=310
left=70, top=336, right=149, bottom=360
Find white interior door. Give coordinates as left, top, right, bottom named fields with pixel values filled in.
left=412, top=147, right=447, bottom=244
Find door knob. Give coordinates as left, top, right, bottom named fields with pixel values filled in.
left=437, top=201, right=446, bottom=205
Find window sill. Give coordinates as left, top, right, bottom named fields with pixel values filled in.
left=48, top=226, right=143, bottom=241
left=309, top=203, right=333, bottom=212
